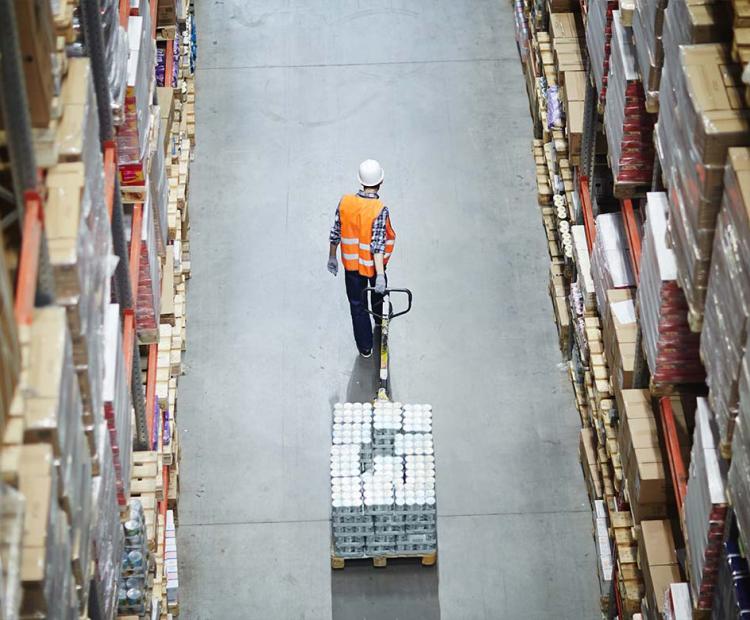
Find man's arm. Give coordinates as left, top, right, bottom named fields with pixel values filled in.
left=371, top=207, right=389, bottom=275
left=328, top=202, right=342, bottom=274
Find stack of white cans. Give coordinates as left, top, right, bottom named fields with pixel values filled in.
left=331, top=402, right=438, bottom=557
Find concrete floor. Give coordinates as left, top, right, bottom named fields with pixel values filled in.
left=177, top=1, right=600, bottom=619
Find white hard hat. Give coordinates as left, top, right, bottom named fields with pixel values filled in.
left=358, top=159, right=384, bottom=187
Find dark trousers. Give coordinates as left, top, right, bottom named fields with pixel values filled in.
left=344, top=270, right=386, bottom=352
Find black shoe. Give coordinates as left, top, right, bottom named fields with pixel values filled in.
left=359, top=348, right=372, bottom=358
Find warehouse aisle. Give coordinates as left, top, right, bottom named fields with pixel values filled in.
left=178, top=1, right=599, bottom=618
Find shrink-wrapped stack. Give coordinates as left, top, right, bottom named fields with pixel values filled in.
left=590, top=212, right=635, bottom=314
left=701, top=148, right=750, bottom=448
left=585, top=0, right=619, bottom=104
left=637, top=192, right=704, bottom=386
left=101, top=0, right=129, bottom=121
left=604, top=11, right=655, bottom=188
left=684, top=399, right=728, bottom=613
left=631, top=0, right=667, bottom=103
left=656, top=44, right=750, bottom=323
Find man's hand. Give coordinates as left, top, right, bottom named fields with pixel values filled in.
left=374, top=274, right=386, bottom=294
left=327, top=256, right=338, bottom=276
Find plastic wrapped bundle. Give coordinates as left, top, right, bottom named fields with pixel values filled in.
left=585, top=0, right=618, bottom=103
left=118, top=12, right=155, bottom=185
left=637, top=192, right=704, bottom=386
left=701, top=149, right=750, bottom=448
left=657, top=44, right=750, bottom=323
left=131, top=199, right=161, bottom=341
left=684, top=398, right=728, bottom=613
left=101, top=0, right=129, bottom=122
left=604, top=11, right=655, bottom=189
left=662, top=0, right=731, bottom=66
left=663, top=583, right=692, bottom=619
left=631, top=0, right=667, bottom=103
left=590, top=212, right=635, bottom=313
left=16, top=444, right=78, bottom=618
left=90, top=422, right=125, bottom=620
left=711, top=524, right=750, bottom=618
left=103, top=304, right=134, bottom=506
left=0, top=483, right=24, bottom=620
left=149, top=111, right=169, bottom=257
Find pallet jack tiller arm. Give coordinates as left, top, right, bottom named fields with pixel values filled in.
left=362, top=287, right=412, bottom=401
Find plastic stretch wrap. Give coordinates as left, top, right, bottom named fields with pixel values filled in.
left=584, top=0, right=614, bottom=101
left=0, top=483, right=24, bottom=620
left=604, top=11, right=655, bottom=186
left=117, top=499, right=150, bottom=615
left=632, top=0, right=666, bottom=97
left=103, top=304, right=133, bottom=505
left=100, top=0, right=129, bottom=122
left=47, top=58, right=112, bottom=425
left=662, top=0, right=731, bottom=67
left=17, top=444, right=79, bottom=619
left=590, top=212, right=635, bottom=314
left=684, top=398, right=728, bottom=611
left=729, top=417, right=750, bottom=581
left=663, top=583, right=692, bottom=619
left=128, top=199, right=161, bottom=337
left=657, top=44, right=750, bottom=319
left=513, top=0, right=530, bottom=65
left=637, top=193, right=704, bottom=385
left=701, top=149, right=750, bottom=447
left=149, top=110, right=169, bottom=256
left=90, top=422, right=124, bottom=620
left=711, top=520, right=750, bottom=618
left=117, top=13, right=155, bottom=172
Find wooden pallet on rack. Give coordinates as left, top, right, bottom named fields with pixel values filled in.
left=331, top=551, right=437, bottom=569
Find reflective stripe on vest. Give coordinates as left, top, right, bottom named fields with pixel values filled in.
left=338, top=194, right=396, bottom=277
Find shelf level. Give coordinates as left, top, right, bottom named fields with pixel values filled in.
left=14, top=191, right=44, bottom=326
left=621, top=198, right=641, bottom=283
left=660, top=397, right=687, bottom=510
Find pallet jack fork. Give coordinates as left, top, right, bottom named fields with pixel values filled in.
left=363, top=287, right=412, bottom=402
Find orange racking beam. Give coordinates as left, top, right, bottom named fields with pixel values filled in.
left=660, top=397, right=687, bottom=509
left=165, top=40, right=174, bottom=87
left=129, top=203, right=142, bottom=297
left=151, top=0, right=158, bottom=37
left=119, top=0, right=130, bottom=28
left=621, top=198, right=641, bottom=283
left=14, top=191, right=44, bottom=325
left=579, top=175, right=595, bottom=254
left=123, top=310, right=135, bottom=385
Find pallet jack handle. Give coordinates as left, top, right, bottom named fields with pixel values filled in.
left=361, top=288, right=413, bottom=320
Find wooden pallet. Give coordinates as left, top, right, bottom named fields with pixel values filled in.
left=331, top=551, right=437, bottom=569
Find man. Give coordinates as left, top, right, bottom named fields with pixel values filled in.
left=328, top=159, right=396, bottom=358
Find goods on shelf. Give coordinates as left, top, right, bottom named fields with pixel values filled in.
left=603, top=288, right=637, bottom=395
left=631, top=0, right=666, bottom=110
left=585, top=0, right=619, bottom=104
left=590, top=212, right=635, bottom=314
left=637, top=192, right=704, bottom=387
left=702, top=148, right=750, bottom=450
left=604, top=11, right=655, bottom=191
left=118, top=12, right=155, bottom=187
left=592, top=499, right=614, bottom=605
left=117, top=498, right=151, bottom=614
left=101, top=0, right=129, bottom=122
left=0, top=234, right=20, bottom=444
left=330, top=403, right=437, bottom=559
left=638, top=520, right=681, bottom=616
left=711, top=523, right=750, bottom=617
left=663, top=582, right=692, bottom=619
left=684, top=398, right=728, bottom=613
left=0, top=483, right=24, bottom=620
left=617, top=390, right=668, bottom=522
left=661, top=0, right=731, bottom=68
left=657, top=43, right=750, bottom=326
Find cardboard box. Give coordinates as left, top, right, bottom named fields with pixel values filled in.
left=550, top=13, right=583, bottom=40
left=15, top=0, right=55, bottom=127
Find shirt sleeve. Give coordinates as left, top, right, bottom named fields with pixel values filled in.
left=370, top=206, right=389, bottom=254
left=329, top=202, right=341, bottom=245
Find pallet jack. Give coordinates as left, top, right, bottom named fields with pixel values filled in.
left=330, top=287, right=437, bottom=569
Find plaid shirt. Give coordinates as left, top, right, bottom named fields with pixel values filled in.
left=329, top=191, right=390, bottom=254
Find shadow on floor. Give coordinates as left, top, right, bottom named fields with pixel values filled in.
left=332, top=559, right=440, bottom=620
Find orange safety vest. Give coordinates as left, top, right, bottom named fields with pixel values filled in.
left=339, top=194, right=396, bottom=277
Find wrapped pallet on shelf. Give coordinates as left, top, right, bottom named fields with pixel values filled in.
left=637, top=519, right=681, bottom=618
left=604, top=10, right=656, bottom=193
left=0, top=482, right=24, bottom=620
left=637, top=192, right=704, bottom=389
left=656, top=43, right=750, bottom=328
left=701, top=147, right=750, bottom=453
left=585, top=0, right=619, bottom=104
left=661, top=0, right=731, bottom=67
left=118, top=11, right=155, bottom=192
left=710, top=523, right=750, bottom=617
left=730, top=352, right=750, bottom=551
left=47, top=57, right=112, bottom=431
left=684, top=398, right=728, bottom=614
left=617, top=389, right=668, bottom=522
left=590, top=212, right=636, bottom=314
left=101, top=0, right=129, bottom=122
left=663, top=582, right=693, bottom=619
left=603, top=288, right=637, bottom=395
left=103, top=303, right=133, bottom=506
left=631, top=0, right=667, bottom=111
